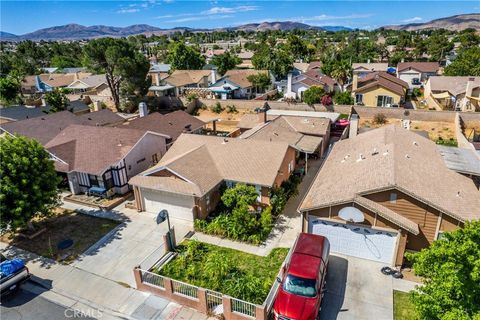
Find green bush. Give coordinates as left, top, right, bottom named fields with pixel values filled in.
left=186, top=92, right=198, bottom=103
left=333, top=91, right=354, bottom=105
left=373, top=113, right=387, bottom=125
left=226, top=104, right=238, bottom=113
left=210, top=102, right=224, bottom=114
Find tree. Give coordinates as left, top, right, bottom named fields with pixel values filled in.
left=166, top=42, right=205, bottom=70
left=334, top=91, right=354, bottom=105
left=0, top=77, right=20, bottom=105
left=330, top=60, right=352, bottom=91
left=247, top=72, right=271, bottom=91
left=83, top=38, right=150, bottom=109
left=252, top=46, right=293, bottom=78
left=425, top=33, right=453, bottom=62
left=287, top=34, right=308, bottom=61
left=45, top=89, right=69, bottom=113
left=444, top=47, right=480, bottom=76
left=0, top=135, right=60, bottom=230
left=211, top=51, right=241, bottom=75
left=405, top=221, right=480, bottom=320
left=221, top=184, right=259, bottom=209
left=302, top=86, right=325, bottom=105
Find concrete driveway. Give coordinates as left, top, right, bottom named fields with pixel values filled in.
left=68, top=202, right=193, bottom=288
left=320, top=254, right=393, bottom=320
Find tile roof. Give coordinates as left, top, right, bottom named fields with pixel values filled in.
left=224, top=69, right=269, bottom=88
left=352, top=63, right=388, bottom=72
left=165, top=70, right=211, bottom=87
left=45, top=124, right=148, bottom=175
left=119, top=111, right=205, bottom=141
left=355, top=72, right=408, bottom=96
left=130, top=134, right=291, bottom=196
left=397, top=62, right=439, bottom=73
left=75, top=74, right=107, bottom=88
left=299, top=125, right=480, bottom=222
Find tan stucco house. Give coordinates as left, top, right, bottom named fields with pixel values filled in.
left=352, top=72, right=409, bottom=107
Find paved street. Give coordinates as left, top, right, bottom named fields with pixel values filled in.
left=1, top=284, right=95, bottom=320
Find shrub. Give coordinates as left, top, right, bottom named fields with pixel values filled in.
left=186, top=92, right=198, bottom=103
left=210, top=102, right=224, bottom=114
left=302, top=86, right=325, bottom=106
left=226, top=104, right=238, bottom=113
left=321, top=94, right=333, bottom=106
left=270, top=187, right=287, bottom=215
left=373, top=113, right=387, bottom=125
left=333, top=91, right=354, bottom=105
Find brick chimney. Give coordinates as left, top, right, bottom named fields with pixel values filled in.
left=287, top=72, right=293, bottom=94
left=352, top=74, right=358, bottom=92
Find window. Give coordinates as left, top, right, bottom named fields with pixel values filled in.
left=88, top=174, right=99, bottom=187
left=437, top=231, right=446, bottom=240
left=283, top=274, right=317, bottom=298
left=206, top=194, right=210, bottom=206
left=136, top=158, right=146, bottom=164
left=226, top=180, right=235, bottom=188
left=377, top=95, right=394, bottom=107
left=288, top=160, right=294, bottom=173
left=355, top=94, right=363, bottom=104
left=152, top=153, right=158, bottom=164
left=255, top=185, right=261, bottom=202
left=390, top=192, right=397, bottom=204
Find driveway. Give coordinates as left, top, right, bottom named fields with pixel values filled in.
left=320, top=254, right=393, bottom=320
left=69, top=202, right=193, bottom=288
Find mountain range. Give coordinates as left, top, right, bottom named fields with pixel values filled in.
left=1, top=14, right=478, bottom=41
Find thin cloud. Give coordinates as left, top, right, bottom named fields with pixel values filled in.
left=202, top=5, right=259, bottom=15
left=401, top=17, right=423, bottom=23
left=300, top=14, right=373, bottom=22
left=167, top=15, right=233, bottom=23
left=116, top=8, right=140, bottom=14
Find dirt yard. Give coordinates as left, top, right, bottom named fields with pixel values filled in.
left=359, top=118, right=456, bottom=142
left=196, top=107, right=254, bottom=132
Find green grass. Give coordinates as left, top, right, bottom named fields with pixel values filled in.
left=394, top=290, right=419, bottom=320
left=435, top=138, right=458, bottom=147
left=155, top=240, right=288, bottom=304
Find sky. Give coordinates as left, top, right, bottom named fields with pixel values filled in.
left=1, top=0, right=479, bottom=35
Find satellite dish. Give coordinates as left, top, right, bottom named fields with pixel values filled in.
left=338, top=207, right=364, bottom=223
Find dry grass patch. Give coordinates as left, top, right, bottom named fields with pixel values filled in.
left=0, top=209, right=120, bottom=263
left=196, top=107, right=254, bottom=132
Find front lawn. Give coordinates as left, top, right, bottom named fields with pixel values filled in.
left=155, top=240, right=288, bottom=304
left=394, top=290, right=418, bottom=320
left=0, top=209, right=120, bottom=263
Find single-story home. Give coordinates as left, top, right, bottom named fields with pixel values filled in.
left=239, top=111, right=331, bottom=161
left=298, top=125, right=480, bottom=266
left=67, top=74, right=111, bottom=96
left=209, top=70, right=273, bottom=100
left=352, top=72, right=409, bottom=107
left=22, top=72, right=91, bottom=94
left=150, top=70, right=212, bottom=97
left=283, top=69, right=339, bottom=100
left=424, top=76, right=480, bottom=112
left=397, top=62, right=440, bottom=88
left=118, top=110, right=206, bottom=145
left=352, top=63, right=388, bottom=78
left=148, top=64, right=171, bottom=87
left=129, top=134, right=296, bottom=223
left=46, top=125, right=169, bottom=196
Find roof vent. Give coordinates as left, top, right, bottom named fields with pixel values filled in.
left=413, top=141, right=418, bottom=146
left=356, top=154, right=365, bottom=162
left=405, top=154, right=410, bottom=159
left=456, top=191, right=461, bottom=197
left=341, top=154, right=350, bottom=163
left=88, top=117, right=92, bottom=120
left=168, top=122, right=173, bottom=125
left=302, top=118, right=309, bottom=123
left=383, top=150, right=389, bottom=156
left=372, top=148, right=379, bottom=156
left=222, top=138, right=228, bottom=144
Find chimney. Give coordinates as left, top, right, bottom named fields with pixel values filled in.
left=41, top=98, right=47, bottom=107
left=287, top=72, right=293, bottom=94
left=352, top=74, right=358, bottom=92
left=138, top=102, right=148, bottom=118
left=466, top=77, right=475, bottom=97
left=154, top=73, right=160, bottom=86
left=73, top=72, right=79, bottom=81
left=93, top=100, right=101, bottom=112
left=211, top=68, right=217, bottom=84
left=401, top=58, right=405, bottom=63
left=367, top=59, right=370, bottom=64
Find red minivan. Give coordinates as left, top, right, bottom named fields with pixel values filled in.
left=273, top=233, right=330, bottom=320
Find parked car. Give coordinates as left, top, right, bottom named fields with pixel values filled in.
left=0, top=253, right=30, bottom=296
left=273, top=233, right=330, bottom=320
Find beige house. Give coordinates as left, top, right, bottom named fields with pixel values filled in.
left=150, top=70, right=212, bottom=97
left=352, top=72, right=409, bottom=107
left=130, top=134, right=296, bottom=223
left=352, top=63, right=388, bottom=78
left=424, top=76, right=480, bottom=112
left=299, top=125, right=480, bottom=266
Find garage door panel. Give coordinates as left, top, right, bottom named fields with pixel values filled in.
left=309, top=218, right=397, bottom=264
left=141, top=188, right=194, bottom=222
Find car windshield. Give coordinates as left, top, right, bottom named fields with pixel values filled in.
left=283, top=274, right=317, bottom=298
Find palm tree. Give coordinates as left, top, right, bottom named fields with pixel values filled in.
left=331, top=60, right=352, bottom=92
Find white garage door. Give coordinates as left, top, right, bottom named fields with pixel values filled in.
left=141, top=188, right=194, bottom=222
left=309, top=218, right=398, bottom=264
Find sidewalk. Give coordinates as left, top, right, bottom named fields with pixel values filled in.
left=192, top=158, right=324, bottom=256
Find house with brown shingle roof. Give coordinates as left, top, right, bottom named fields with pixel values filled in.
left=352, top=72, right=409, bottom=107
left=352, top=63, right=388, bottom=78
left=45, top=125, right=169, bottom=196
left=209, top=70, right=273, bottom=99
left=22, top=73, right=91, bottom=94
left=424, top=76, right=480, bottom=111
left=397, top=62, right=440, bottom=88
left=299, top=125, right=480, bottom=266
left=129, top=134, right=296, bottom=222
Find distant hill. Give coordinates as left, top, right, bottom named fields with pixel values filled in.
left=230, top=21, right=324, bottom=32
left=0, top=31, right=19, bottom=40
left=384, top=13, right=480, bottom=31
left=322, top=26, right=353, bottom=32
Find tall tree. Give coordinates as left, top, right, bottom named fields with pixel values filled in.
left=166, top=42, right=205, bottom=70
left=330, top=60, right=352, bottom=91
left=45, top=89, right=70, bottom=113
left=444, top=47, right=480, bottom=76
left=0, top=135, right=60, bottom=230
left=0, top=77, right=20, bottom=106
left=83, top=38, right=149, bottom=109
left=211, top=51, right=241, bottom=76
left=406, top=221, right=480, bottom=320
left=247, top=73, right=271, bottom=91
left=302, top=86, right=325, bottom=105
